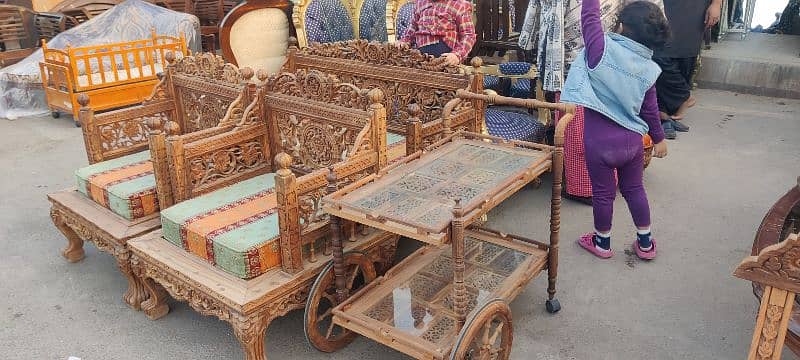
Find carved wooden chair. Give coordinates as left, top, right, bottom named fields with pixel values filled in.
left=219, top=0, right=293, bottom=73
left=47, top=52, right=253, bottom=311
left=0, top=4, right=37, bottom=67
left=746, top=177, right=800, bottom=356
left=127, top=69, right=398, bottom=360
left=292, top=0, right=357, bottom=48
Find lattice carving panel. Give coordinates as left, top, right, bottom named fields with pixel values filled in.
left=98, top=114, right=163, bottom=151
left=335, top=140, right=547, bottom=231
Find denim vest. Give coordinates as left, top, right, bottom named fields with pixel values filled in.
left=561, top=33, right=661, bottom=135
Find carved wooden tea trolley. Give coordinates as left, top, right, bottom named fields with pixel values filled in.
left=303, top=94, right=573, bottom=359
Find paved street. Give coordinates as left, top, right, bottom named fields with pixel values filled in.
left=1, top=89, right=799, bottom=359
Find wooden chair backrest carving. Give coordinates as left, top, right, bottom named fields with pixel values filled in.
left=155, top=68, right=386, bottom=274
left=735, top=230, right=800, bottom=360
left=0, top=5, right=35, bottom=50
left=77, top=51, right=252, bottom=164
left=219, top=0, right=293, bottom=71
left=284, top=40, right=484, bottom=153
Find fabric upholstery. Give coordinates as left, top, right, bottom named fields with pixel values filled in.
left=396, top=2, right=415, bottom=39
left=510, top=79, right=531, bottom=99
left=359, top=0, right=388, bottom=41
left=305, top=0, right=355, bottom=44
left=485, top=108, right=545, bottom=143
left=229, top=8, right=289, bottom=73
left=160, top=173, right=282, bottom=279
left=484, top=75, right=501, bottom=90
left=75, top=151, right=158, bottom=221
left=498, top=62, right=532, bottom=75
left=387, top=132, right=406, bottom=164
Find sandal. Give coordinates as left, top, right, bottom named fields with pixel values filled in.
left=577, top=232, right=613, bottom=259
left=633, top=239, right=657, bottom=260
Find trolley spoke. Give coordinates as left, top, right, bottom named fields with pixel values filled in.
left=325, top=317, right=337, bottom=339
left=346, top=265, right=361, bottom=289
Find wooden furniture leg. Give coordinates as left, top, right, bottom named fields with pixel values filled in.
left=50, top=208, right=85, bottom=262
left=140, top=277, right=170, bottom=320
left=233, top=315, right=269, bottom=360
left=327, top=167, right=349, bottom=303
left=117, top=250, right=148, bottom=310
left=546, top=112, right=571, bottom=314
left=451, top=199, right=467, bottom=328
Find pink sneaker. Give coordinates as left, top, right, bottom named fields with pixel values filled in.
left=633, top=239, right=657, bottom=260
left=577, top=232, right=613, bottom=259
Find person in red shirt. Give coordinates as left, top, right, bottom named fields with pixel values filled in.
left=398, top=0, right=477, bottom=66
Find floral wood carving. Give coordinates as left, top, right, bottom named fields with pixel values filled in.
left=179, top=90, right=231, bottom=132
left=276, top=113, right=357, bottom=173
left=171, top=52, right=243, bottom=86
left=299, top=40, right=462, bottom=74
left=735, top=233, right=800, bottom=293
left=99, top=114, right=164, bottom=152
left=188, top=140, right=266, bottom=188
left=264, top=70, right=369, bottom=110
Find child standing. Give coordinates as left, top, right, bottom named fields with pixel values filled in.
left=397, top=0, right=477, bottom=66
left=561, top=0, right=669, bottom=260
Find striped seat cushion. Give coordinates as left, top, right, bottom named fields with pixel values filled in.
left=160, top=173, right=282, bottom=279
left=485, top=109, right=546, bottom=143
left=387, top=132, right=406, bottom=164
left=75, top=151, right=158, bottom=221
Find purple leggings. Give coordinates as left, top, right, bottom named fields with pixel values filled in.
left=583, top=108, right=651, bottom=232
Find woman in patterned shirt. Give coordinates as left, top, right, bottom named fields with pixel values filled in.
left=398, top=0, right=477, bottom=66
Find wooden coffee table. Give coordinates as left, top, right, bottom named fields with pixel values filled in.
left=302, top=131, right=566, bottom=359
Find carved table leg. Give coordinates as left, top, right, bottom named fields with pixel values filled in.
left=747, top=286, right=795, bottom=360
left=233, top=315, right=269, bottom=360
left=116, top=250, right=148, bottom=310
left=140, top=277, right=170, bottom=320
left=50, top=208, right=85, bottom=263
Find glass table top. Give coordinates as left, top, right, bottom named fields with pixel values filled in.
left=360, top=237, right=531, bottom=347
left=329, top=140, right=548, bottom=233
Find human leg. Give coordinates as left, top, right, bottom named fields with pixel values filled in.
left=654, top=57, right=692, bottom=117
left=616, top=139, right=658, bottom=258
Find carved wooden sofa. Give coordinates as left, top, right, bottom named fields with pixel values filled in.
left=285, top=41, right=547, bottom=158
left=39, top=32, right=187, bottom=124
left=126, top=69, right=398, bottom=360
left=219, top=0, right=293, bottom=73
left=0, top=4, right=36, bottom=67
left=47, top=52, right=252, bottom=310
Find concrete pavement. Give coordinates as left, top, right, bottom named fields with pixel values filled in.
left=1, top=89, right=799, bottom=359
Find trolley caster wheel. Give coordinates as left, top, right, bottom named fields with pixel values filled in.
left=304, top=251, right=377, bottom=353
left=51, top=111, right=60, bottom=118
left=450, top=298, right=513, bottom=360
left=74, top=121, right=81, bottom=128
left=546, top=299, right=561, bottom=314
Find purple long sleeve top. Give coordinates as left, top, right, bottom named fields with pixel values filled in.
left=580, top=0, right=665, bottom=144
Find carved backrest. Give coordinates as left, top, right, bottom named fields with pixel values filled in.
left=285, top=40, right=482, bottom=135
left=158, top=52, right=251, bottom=133
left=0, top=5, right=35, bottom=50
left=292, top=0, right=356, bottom=48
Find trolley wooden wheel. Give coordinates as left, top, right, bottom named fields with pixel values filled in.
left=304, top=250, right=377, bottom=353
left=450, top=298, right=513, bottom=360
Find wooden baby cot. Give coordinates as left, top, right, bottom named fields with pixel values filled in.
left=39, top=32, right=187, bottom=124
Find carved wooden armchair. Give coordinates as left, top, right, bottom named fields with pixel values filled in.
left=292, top=0, right=357, bottom=48
left=127, top=69, right=398, bottom=360
left=47, top=52, right=252, bottom=311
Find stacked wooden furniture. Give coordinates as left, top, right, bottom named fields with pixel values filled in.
left=473, top=0, right=530, bottom=58
left=284, top=40, right=484, bottom=162
left=0, top=4, right=36, bottom=67
left=39, top=32, right=187, bottom=123
left=50, top=0, right=121, bottom=23
left=219, top=0, right=293, bottom=72
left=303, top=90, right=573, bottom=359
left=126, top=69, right=399, bottom=360
left=34, top=11, right=79, bottom=41
left=743, top=177, right=800, bottom=357
left=48, top=52, right=252, bottom=310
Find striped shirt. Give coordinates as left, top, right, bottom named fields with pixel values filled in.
left=399, top=0, right=476, bottom=60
